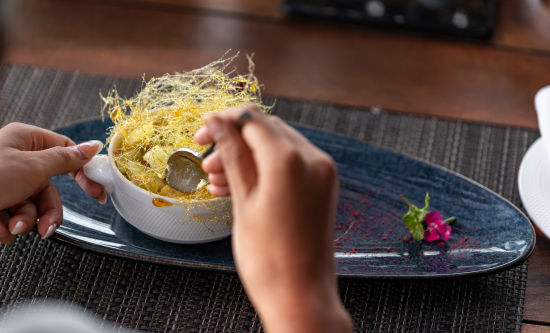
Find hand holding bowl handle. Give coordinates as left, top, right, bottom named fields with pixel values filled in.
left=0, top=123, right=104, bottom=243
left=82, top=154, right=115, bottom=194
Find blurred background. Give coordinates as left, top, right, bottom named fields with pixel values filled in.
left=2, top=2, right=550, bottom=331
left=1, top=0, right=550, bottom=128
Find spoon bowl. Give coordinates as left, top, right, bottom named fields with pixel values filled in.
left=165, top=110, right=252, bottom=193
left=166, top=148, right=208, bottom=193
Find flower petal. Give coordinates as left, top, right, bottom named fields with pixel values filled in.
left=438, top=224, right=452, bottom=241
left=425, top=211, right=443, bottom=224
left=424, top=228, right=440, bottom=242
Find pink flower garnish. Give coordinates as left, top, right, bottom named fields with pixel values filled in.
left=423, top=211, right=452, bottom=242
left=401, top=193, right=456, bottom=242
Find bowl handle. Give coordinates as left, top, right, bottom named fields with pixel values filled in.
left=82, top=155, right=115, bottom=194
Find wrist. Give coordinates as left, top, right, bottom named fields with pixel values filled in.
left=255, top=281, right=352, bottom=333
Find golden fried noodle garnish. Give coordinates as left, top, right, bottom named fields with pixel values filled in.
left=102, top=53, right=269, bottom=202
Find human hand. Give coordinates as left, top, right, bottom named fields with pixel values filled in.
left=0, top=123, right=105, bottom=243
left=195, top=106, right=352, bottom=333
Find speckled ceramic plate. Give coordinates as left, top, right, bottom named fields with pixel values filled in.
left=51, top=119, right=535, bottom=278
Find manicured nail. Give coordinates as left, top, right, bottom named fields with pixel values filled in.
left=76, top=140, right=104, bottom=159
left=42, top=224, right=57, bottom=239
left=206, top=117, right=225, bottom=141
left=11, top=221, right=25, bottom=235
left=98, top=190, right=107, bottom=204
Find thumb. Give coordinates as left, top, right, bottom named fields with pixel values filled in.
left=205, top=116, right=256, bottom=201
left=35, top=140, right=103, bottom=178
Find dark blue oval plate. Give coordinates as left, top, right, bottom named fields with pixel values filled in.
left=51, top=119, right=535, bottom=278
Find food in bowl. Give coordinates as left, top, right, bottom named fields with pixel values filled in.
left=102, top=53, right=268, bottom=202
left=82, top=53, right=270, bottom=243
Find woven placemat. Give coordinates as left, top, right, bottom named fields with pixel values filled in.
left=0, top=64, right=538, bottom=332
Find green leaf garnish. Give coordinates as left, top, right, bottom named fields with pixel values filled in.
left=444, top=216, right=456, bottom=224
left=400, top=193, right=430, bottom=241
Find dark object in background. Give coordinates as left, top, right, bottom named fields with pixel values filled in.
left=282, top=0, right=496, bottom=38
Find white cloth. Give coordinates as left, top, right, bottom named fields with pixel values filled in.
left=0, top=300, right=138, bottom=333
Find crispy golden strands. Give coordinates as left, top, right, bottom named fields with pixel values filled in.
left=102, top=53, right=269, bottom=202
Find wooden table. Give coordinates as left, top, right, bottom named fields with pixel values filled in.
left=3, top=0, right=550, bottom=331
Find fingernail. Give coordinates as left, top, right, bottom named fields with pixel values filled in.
left=194, top=126, right=208, bottom=141
left=98, top=191, right=107, bottom=204
left=11, top=221, right=25, bottom=235
left=76, top=140, right=104, bottom=159
left=42, top=224, right=57, bottom=239
left=206, top=117, right=225, bottom=141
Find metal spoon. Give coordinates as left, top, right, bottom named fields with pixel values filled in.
left=165, top=111, right=252, bottom=193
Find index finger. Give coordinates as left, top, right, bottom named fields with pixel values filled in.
left=1, top=123, right=75, bottom=151
left=204, top=105, right=285, bottom=162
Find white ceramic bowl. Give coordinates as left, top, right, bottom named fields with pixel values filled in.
left=82, top=134, right=232, bottom=244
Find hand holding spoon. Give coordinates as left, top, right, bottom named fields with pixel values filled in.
left=165, top=111, right=252, bottom=193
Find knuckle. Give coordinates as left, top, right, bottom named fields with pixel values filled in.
left=278, top=145, right=304, bottom=172
left=313, top=153, right=337, bottom=182
left=53, top=146, right=79, bottom=163
left=58, top=134, right=73, bottom=146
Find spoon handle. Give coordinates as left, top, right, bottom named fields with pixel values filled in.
left=200, top=143, right=216, bottom=159
left=199, top=111, right=252, bottom=159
